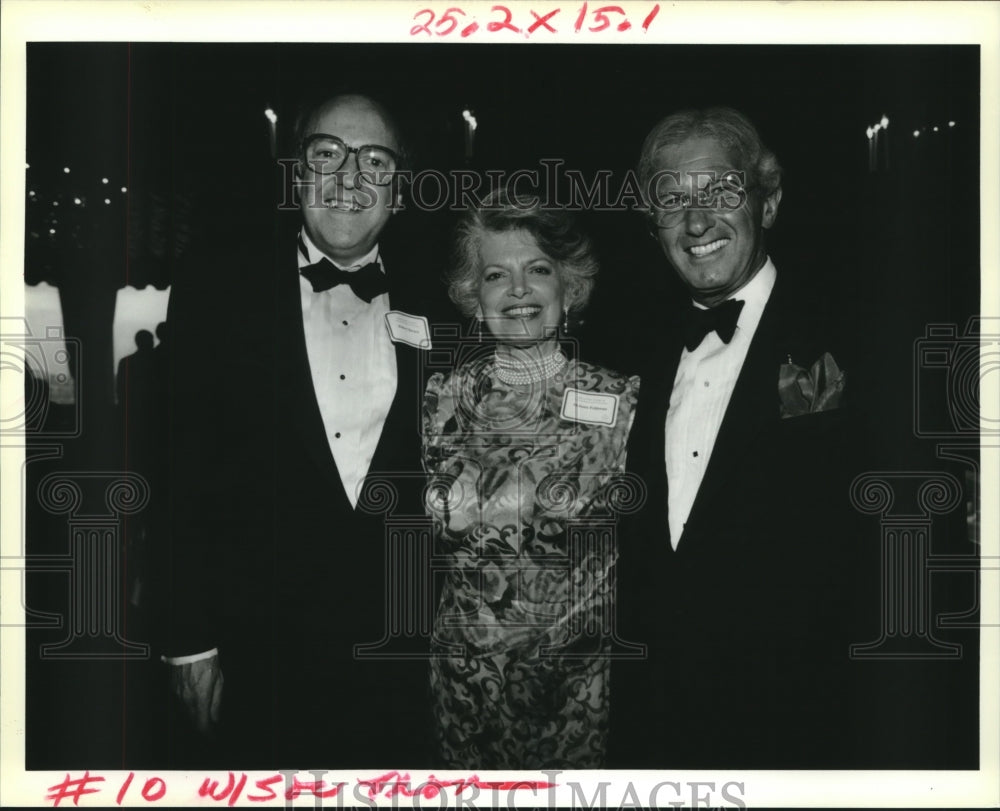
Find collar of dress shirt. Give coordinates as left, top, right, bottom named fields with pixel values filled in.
left=690, top=256, right=776, bottom=329
left=297, top=228, right=383, bottom=273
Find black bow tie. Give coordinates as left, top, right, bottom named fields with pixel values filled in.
left=682, top=298, right=746, bottom=351
left=300, top=258, right=388, bottom=303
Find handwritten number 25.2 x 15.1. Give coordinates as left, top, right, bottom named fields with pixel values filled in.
left=410, top=4, right=661, bottom=37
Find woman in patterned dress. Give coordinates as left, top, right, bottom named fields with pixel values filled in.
left=422, top=191, right=640, bottom=769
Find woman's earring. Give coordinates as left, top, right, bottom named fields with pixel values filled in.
left=473, top=307, right=483, bottom=343
left=562, top=306, right=569, bottom=334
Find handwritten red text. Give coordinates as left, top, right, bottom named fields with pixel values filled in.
left=410, top=4, right=660, bottom=37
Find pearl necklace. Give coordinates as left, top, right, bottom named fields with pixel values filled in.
left=493, top=349, right=567, bottom=385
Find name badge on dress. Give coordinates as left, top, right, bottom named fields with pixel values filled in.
left=560, top=388, right=619, bottom=426
left=384, top=311, right=432, bottom=349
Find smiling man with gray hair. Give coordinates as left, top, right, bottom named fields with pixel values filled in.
left=613, top=106, right=863, bottom=768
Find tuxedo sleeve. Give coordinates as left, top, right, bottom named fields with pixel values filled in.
left=157, top=250, right=235, bottom=657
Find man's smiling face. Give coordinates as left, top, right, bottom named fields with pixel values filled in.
left=297, top=95, right=400, bottom=266
left=652, top=134, right=781, bottom=307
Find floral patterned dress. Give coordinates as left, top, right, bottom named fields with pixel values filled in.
left=421, top=356, right=639, bottom=769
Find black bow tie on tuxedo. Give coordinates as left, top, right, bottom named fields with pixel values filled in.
left=682, top=298, right=746, bottom=351
left=300, top=258, right=388, bottom=303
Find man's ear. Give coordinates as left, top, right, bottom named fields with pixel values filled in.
left=390, top=173, right=409, bottom=213
left=761, top=187, right=782, bottom=229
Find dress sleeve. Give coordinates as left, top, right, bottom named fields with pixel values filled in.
left=583, top=371, right=641, bottom=517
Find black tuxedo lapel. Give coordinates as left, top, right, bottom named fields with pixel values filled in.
left=623, top=308, right=684, bottom=561
left=368, top=332, right=421, bottom=474
left=680, top=276, right=786, bottom=544
left=641, top=320, right=684, bottom=543
left=365, top=241, right=431, bottom=499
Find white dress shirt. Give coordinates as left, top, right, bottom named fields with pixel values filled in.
left=298, top=230, right=397, bottom=508
left=665, top=258, right=777, bottom=548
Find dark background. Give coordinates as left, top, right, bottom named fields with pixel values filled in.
left=22, top=43, right=982, bottom=769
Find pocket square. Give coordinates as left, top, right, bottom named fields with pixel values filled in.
left=778, top=352, right=845, bottom=418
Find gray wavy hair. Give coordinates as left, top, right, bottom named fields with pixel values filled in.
left=637, top=106, right=782, bottom=201
left=447, top=189, right=599, bottom=322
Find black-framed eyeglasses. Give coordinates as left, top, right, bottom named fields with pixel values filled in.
left=300, top=133, right=400, bottom=185
left=648, top=171, right=750, bottom=229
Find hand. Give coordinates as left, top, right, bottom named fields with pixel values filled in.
left=169, top=655, right=224, bottom=736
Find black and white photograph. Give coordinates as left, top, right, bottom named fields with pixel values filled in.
left=1, top=1, right=997, bottom=807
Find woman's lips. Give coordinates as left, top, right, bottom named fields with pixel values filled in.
left=502, top=305, right=543, bottom=317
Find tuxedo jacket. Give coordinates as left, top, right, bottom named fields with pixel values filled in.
left=611, top=272, right=866, bottom=768
left=160, top=213, right=453, bottom=767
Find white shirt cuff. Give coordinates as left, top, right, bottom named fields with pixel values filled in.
left=161, top=648, right=218, bottom=666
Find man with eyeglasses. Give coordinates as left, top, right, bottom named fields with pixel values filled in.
left=162, top=93, right=446, bottom=767
left=612, top=107, right=863, bottom=768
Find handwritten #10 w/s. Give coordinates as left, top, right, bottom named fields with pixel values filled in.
left=45, top=771, right=555, bottom=807
left=410, top=3, right=661, bottom=37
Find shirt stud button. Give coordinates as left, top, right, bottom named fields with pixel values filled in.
left=340, top=374, right=346, bottom=380
left=335, top=432, right=341, bottom=439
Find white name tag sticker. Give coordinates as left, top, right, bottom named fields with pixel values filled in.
left=384, top=311, right=432, bottom=349
left=560, top=388, right=619, bottom=426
